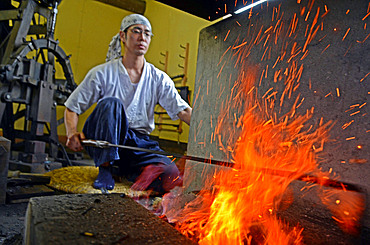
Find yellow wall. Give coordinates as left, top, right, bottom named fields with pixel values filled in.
left=54, top=0, right=210, bottom=143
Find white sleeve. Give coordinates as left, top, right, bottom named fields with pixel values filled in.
left=158, top=73, right=190, bottom=120
left=64, top=68, right=103, bottom=115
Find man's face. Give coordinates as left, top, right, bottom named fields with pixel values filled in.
left=120, top=24, right=152, bottom=56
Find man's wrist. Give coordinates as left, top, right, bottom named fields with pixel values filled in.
left=67, top=131, right=77, bottom=138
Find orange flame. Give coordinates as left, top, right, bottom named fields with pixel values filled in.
left=167, top=62, right=363, bottom=244
left=167, top=66, right=328, bottom=244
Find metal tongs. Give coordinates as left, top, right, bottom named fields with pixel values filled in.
left=81, top=139, right=111, bottom=148
left=81, top=139, right=188, bottom=159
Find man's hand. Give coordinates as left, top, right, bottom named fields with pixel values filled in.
left=66, top=132, right=86, bottom=152
left=177, top=107, right=192, bottom=125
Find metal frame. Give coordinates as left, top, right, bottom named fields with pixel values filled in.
left=0, top=0, right=76, bottom=164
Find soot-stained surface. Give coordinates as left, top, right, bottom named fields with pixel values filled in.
left=25, top=194, right=195, bottom=245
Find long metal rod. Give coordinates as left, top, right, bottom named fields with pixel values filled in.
left=81, top=139, right=363, bottom=193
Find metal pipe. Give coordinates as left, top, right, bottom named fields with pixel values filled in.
left=48, top=1, right=58, bottom=38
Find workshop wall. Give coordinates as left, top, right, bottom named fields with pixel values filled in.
left=144, top=0, right=210, bottom=143
left=54, top=0, right=210, bottom=143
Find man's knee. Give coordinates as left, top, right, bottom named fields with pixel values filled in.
left=89, top=97, right=126, bottom=123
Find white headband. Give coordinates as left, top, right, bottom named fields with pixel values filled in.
left=106, top=14, right=152, bottom=62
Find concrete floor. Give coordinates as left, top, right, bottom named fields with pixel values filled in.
left=0, top=202, right=27, bottom=245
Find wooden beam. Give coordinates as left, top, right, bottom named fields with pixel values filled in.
left=94, top=0, right=146, bottom=14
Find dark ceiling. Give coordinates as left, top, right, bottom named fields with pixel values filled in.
left=155, top=0, right=248, bottom=21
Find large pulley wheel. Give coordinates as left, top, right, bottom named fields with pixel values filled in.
left=4, top=38, right=76, bottom=103
left=1, top=37, right=76, bottom=161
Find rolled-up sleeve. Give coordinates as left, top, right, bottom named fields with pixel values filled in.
left=158, top=73, right=189, bottom=120
left=64, top=69, right=103, bottom=115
